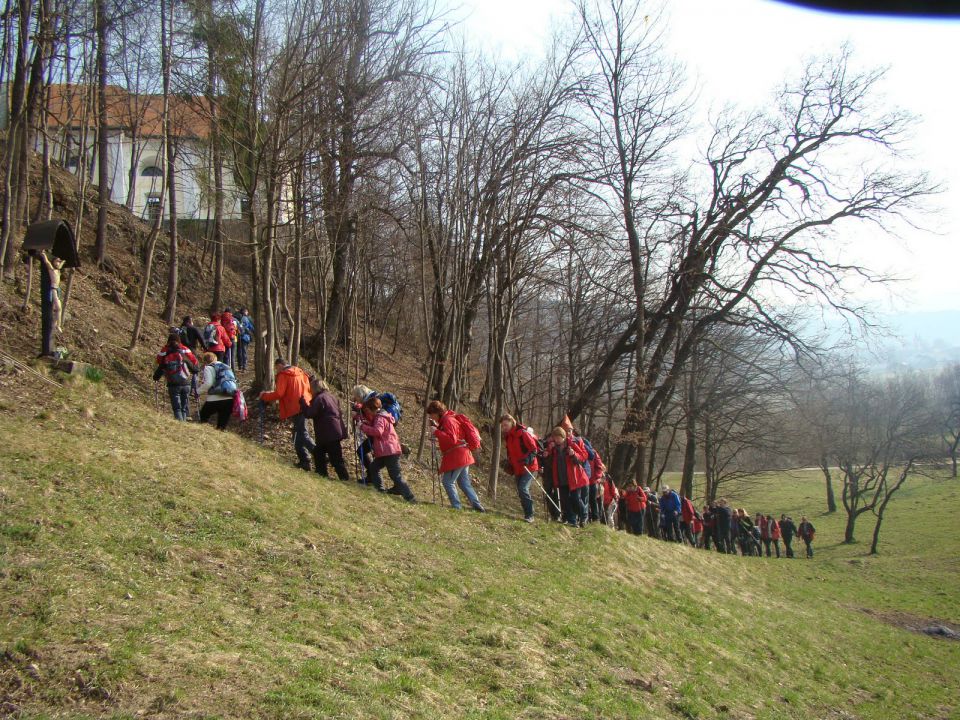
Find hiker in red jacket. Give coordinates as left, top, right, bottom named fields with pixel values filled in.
left=766, top=514, right=782, bottom=558
left=601, top=475, right=619, bottom=528
left=428, top=400, right=484, bottom=512
left=221, top=308, right=238, bottom=369
left=543, top=426, right=589, bottom=527
left=203, top=313, right=232, bottom=362
left=259, top=357, right=314, bottom=471
left=501, top=414, right=539, bottom=522
left=153, top=332, right=198, bottom=421
left=621, top=481, right=647, bottom=535
left=680, top=494, right=697, bottom=546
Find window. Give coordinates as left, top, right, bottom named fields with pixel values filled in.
left=145, top=194, right=163, bottom=222
left=141, top=165, right=164, bottom=177
left=240, top=198, right=251, bottom=215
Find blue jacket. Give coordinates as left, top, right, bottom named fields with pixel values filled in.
left=660, top=490, right=681, bottom=516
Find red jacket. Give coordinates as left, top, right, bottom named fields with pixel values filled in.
left=543, top=437, right=589, bottom=491
left=434, top=411, right=475, bottom=473
left=217, top=322, right=232, bottom=349
left=221, top=312, right=237, bottom=341
left=681, top=496, right=696, bottom=523
left=590, top=449, right=605, bottom=485
left=601, top=478, right=619, bottom=507
left=261, top=365, right=312, bottom=420
left=691, top=516, right=703, bottom=534
left=503, top=425, right=539, bottom=476
left=622, top=486, right=647, bottom=513
left=769, top=520, right=781, bottom=540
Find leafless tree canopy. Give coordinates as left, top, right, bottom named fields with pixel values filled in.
left=1, top=0, right=944, bottom=511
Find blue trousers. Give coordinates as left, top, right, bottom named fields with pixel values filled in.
left=442, top=466, right=483, bottom=510
left=168, top=385, right=189, bottom=421
left=515, top=471, right=534, bottom=519
left=292, top=414, right=315, bottom=469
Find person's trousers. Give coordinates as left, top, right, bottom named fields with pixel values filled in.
left=314, top=441, right=349, bottom=481
left=715, top=524, right=730, bottom=553
left=369, top=454, right=414, bottom=500
left=588, top=484, right=602, bottom=521
left=168, top=384, right=189, bottom=421
left=356, top=437, right=374, bottom=482
left=200, top=398, right=232, bottom=429
left=771, top=539, right=781, bottom=558
left=515, top=471, right=534, bottom=519
left=604, top=500, right=618, bottom=528
left=441, top=466, right=483, bottom=510
left=558, top=486, right=587, bottom=526
left=627, top=508, right=644, bottom=535
left=681, top=520, right=695, bottom=545
left=237, top=340, right=249, bottom=370
left=292, top=414, right=315, bottom=469
left=803, top=539, right=814, bottom=558
left=783, top=536, right=795, bottom=558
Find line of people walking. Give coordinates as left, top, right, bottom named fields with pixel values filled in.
left=152, top=347, right=818, bottom=558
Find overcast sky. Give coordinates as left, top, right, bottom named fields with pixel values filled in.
left=446, top=0, right=960, bottom=313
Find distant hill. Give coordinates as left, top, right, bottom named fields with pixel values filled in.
left=871, top=310, right=960, bottom=372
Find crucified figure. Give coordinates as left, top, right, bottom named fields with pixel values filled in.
left=39, top=250, right=65, bottom=333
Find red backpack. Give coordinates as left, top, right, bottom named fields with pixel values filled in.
left=454, top=413, right=482, bottom=451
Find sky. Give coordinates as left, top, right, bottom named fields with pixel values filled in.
left=445, top=0, right=960, bottom=314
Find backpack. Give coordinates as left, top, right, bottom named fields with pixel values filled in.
left=211, top=362, right=238, bottom=394
left=580, top=437, right=597, bottom=479
left=161, top=347, right=191, bottom=383
left=379, top=392, right=402, bottom=423
left=203, top=322, right=220, bottom=348
left=232, top=390, right=248, bottom=421
left=454, top=412, right=482, bottom=451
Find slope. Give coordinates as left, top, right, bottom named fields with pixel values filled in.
left=1, top=375, right=958, bottom=720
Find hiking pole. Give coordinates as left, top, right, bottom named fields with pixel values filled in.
left=258, top=400, right=265, bottom=445
left=431, top=438, right=443, bottom=506
left=533, top=476, right=562, bottom=516
left=154, top=381, right=161, bottom=413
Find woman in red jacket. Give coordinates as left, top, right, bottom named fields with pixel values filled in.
left=620, top=481, right=647, bottom=535
left=542, top=426, right=589, bottom=527
left=766, top=514, right=782, bottom=558
left=428, top=400, right=485, bottom=512
left=500, top=414, right=539, bottom=523
left=600, top=475, right=620, bottom=528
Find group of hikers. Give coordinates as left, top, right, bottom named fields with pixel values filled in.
left=152, top=345, right=817, bottom=558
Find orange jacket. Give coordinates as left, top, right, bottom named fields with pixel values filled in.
left=261, top=365, right=312, bottom=419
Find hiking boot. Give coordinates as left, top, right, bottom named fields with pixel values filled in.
left=523, top=517, right=534, bottom=523
left=473, top=506, right=486, bottom=513
left=405, top=496, right=417, bottom=504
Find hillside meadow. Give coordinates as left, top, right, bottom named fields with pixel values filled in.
left=0, top=376, right=958, bottom=719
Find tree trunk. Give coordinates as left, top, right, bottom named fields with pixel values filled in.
left=94, top=0, right=109, bottom=265
left=160, top=0, right=178, bottom=325
left=207, top=0, right=225, bottom=315
left=821, top=455, right=838, bottom=513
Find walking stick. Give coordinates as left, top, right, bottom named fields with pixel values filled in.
left=431, top=438, right=443, bottom=506
left=258, top=400, right=266, bottom=445
left=154, top=381, right=161, bottom=413
left=352, top=420, right=360, bottom=483
left=531, top=473, right=562, bottom=516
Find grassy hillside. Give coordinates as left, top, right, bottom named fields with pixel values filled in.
left=1, top=377, right=958, bottom=719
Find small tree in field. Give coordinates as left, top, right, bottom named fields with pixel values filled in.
left=826, top=368, right=937, bottom=553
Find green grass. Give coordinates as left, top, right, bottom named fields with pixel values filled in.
left=1, top=380, right=958, bottom=719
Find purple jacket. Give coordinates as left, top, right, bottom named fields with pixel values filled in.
left=300, top=390, right=347, bottom=445
left=359, top=410, right=402, bottom=458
